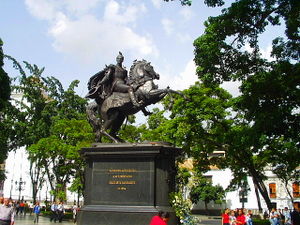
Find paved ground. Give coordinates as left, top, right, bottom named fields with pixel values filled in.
left=14, top=214, right=220, bottom=225
left=197, top=216, right=220, bottom=225
left=14, top=215, right=74, bottom=225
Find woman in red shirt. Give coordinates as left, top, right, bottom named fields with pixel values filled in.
left=149, top=211, right=170, bottom=225
left=222, top=208, right=230, bottom=225
left=236, top=209, right=246, bottom=225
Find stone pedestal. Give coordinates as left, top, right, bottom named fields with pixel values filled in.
left=77, top=142, right=181, bottom=225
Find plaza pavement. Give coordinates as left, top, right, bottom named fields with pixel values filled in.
left=13, top=214, right=219, bottom=225
left=14, top=214, right=73, bottom=225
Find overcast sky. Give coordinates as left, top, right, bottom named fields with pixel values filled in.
left=1, top=0, right=280, bottom=100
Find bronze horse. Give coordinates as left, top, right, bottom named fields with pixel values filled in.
left=86, top=60, right=182, bottom=143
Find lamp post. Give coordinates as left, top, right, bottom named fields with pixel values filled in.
left=15, top=177, right=26, bottom=201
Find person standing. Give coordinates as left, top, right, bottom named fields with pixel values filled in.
left=246, top=210, right=253, bottom=225
left=270, top=208, right=280, bottom=225
left=72, top=203, right=78, bottom=223
left=50, top=202, right=57, bottom=222
left=230, top=210, right=237, bottom=225
left=222, top=208, right=230, bottom=225
left=235, top=209, right=246, bottom=225
left=283, top=207, right=291, bottom=225
left=0, top=198, right=15, bottom=225
left=291, top=208, right=300, bottom=225
left=149, top=211, right=170, bottom=225
left=57, top=202, right=65, bottom=223
left=33, top=202, right=41, bottom=223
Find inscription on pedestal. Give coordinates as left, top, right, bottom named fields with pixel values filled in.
left=91, top=159, right=155, bottom=205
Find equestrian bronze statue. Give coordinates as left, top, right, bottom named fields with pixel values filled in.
left=86, top=52, right=182, bottom=143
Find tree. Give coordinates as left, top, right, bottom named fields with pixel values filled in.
left=190, top=175, right=225, bottom=214
left=28, top=119, right=94, bottom=201
left=5, top=57, right=92, bottom=202
left=192, top=0, right=300, bottom=209
left=0, top=38, right=10, bottom=111
left=0, top=38, right=11, bottom=180
left=272, top=140, right=300, bottom=204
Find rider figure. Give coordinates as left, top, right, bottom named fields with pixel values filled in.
left=93, top=52, right=141, bottom=107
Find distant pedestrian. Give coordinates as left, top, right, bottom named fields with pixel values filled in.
left=246, top=210, right=253, bottom=225
left=230, top=210, right=237, bottom=225
left=222, top=208, right=230, bottom=225
left=14, top=202, right=19, bottom=216
left=72, top=203, right=78, bottom=223
left=291, top=208, right=300, bottom=225
left=0, top=198, right=15, bottom=225
left=33, top=202, right=41, bottom=223
left=269, top=208, right=280, bottom=225
left=50, top=202, right=57, bottom=222
left=19, top=202, right=24, bottom=215
left=283, top=207, right=291, bottom=225
left=57, top=202, right=65, bottom=223
left=149, top=211, right=170, bottom=225
left=235, top=209, right=246, bottom=225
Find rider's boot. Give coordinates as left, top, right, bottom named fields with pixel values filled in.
left=128, top=88, right=142, bottom=107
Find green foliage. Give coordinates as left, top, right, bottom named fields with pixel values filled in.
left=190, top=175, right=225, bottom=210
left=252, top=219, right=270, bottom=225
left=169, top=192, right=200, bottom=225
left=176, top=167, right=191, bottom=192
left=169, top=192, right=192, bottom=221
left=4, top=57, right=93, bottom=201
left=0, top=39, right=11, bottom=181
left=28, top=119, right=93, bottom=201
left=191, top=0, right=300, bottom=209
left=163, top=0, right=192, bottom=6
left=0, top=38, right=10, bottom=111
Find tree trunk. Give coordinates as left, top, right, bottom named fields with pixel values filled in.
left=284, top=181, right=294, bottom=205
left=205, top=201, right=209, bottom=216
left=29, top=160, right=40, bottom=204
left=249, top=167, right=273, bottom=210
left=253, top=179, right=262, bottom=212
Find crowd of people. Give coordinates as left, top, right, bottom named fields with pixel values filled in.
left=222, top=208, right=254, bottom=225
left=222, top=207, right=300, bottom=225
left=0, top=197, right=80, bottom=224
left=267, top=207, right=300, bottom=225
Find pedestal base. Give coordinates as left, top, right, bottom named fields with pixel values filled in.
left=77, top=142, right=181, bottom=225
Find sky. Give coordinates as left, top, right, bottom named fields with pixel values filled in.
left=1, top=0, right=282, bottom=106
left=0, top=0, right=228, bottom=95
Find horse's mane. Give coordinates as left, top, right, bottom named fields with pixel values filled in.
left=129, top=59, right=148, bottom=80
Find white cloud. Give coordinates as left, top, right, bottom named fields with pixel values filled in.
left=104, top=0, right=146, bottom=25
left=151, top=0, right=162, bottom=9
left=161, top=18, right=174, bottom=35
left=25, top=0, right=59, bottom=20
left=179, top=7, right=194, bottom=22
left=245, top=43, right=274, bottom=62
left=25, top=0, right=156, bottom=65
left=158, top=60, right=198, bottom=91
left=221, top=81, right=241, bottom=97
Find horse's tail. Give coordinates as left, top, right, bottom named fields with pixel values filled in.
left=86, top=101, right=102, bottom=142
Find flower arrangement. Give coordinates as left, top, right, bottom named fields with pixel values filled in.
left=169, top=192, right=200, bottom=225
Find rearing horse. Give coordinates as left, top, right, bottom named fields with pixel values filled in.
left=86, top=60, right=182, bottom=143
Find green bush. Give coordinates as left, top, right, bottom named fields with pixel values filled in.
left=253, top=219, right=270, bottom=225
left=41, top=211, right=73, bottom=220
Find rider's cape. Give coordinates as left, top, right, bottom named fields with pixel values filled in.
left=85, top=65, right=114, bottom=100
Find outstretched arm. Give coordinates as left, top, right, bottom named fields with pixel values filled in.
left=97, top=67, right=113, bottom=86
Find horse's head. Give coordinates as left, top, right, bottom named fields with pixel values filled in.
left=143, top=62, right=160, bottom=80
left=129, top=60, right=160, bottom=82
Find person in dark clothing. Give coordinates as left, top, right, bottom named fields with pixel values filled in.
left=291, top=208, right=300, bottom=225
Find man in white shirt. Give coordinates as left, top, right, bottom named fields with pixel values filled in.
left=0, top=198, right=15, bottom=225
left=283, top=207, right=291, bottom=225
left=57, top=202, right=65, bottom=223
